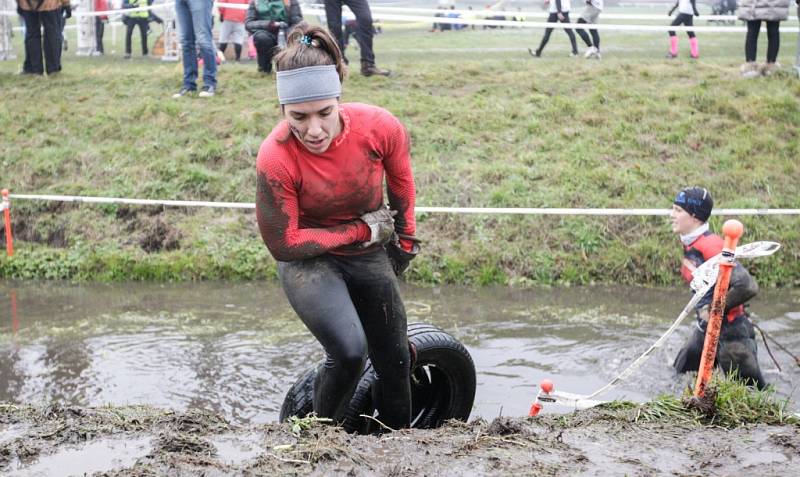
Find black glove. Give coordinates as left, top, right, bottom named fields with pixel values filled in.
left=64, top=5, right=72, bottom=19
left=267, top=21, right=279, bottom=33
left=360, top=207, right=397, bottom=248
left=668, top=7, right=676, bottom=16
left=386, top=233, right=420, bottom=277
left=219, top=13, right=224, bottom=23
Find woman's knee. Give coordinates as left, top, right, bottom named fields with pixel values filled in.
left=329, top=339, right=368, bottom=376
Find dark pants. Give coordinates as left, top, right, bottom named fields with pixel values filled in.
left=19, top=9, right=63, bottom=75
left=673, top=315, right=766, bottom=390
left=669, top=13, right=695, bottom=38
left=125, top=17, right=149, bottom=55
left=325, top=0, right=376, bottom=66
left=277, top=250, right=412, bottom=429
left=745, top=20, right=780, bottom=63
left=536, top=12, right=577, bottom=55
left=576, top=18, right=599, bottom=49
left=95, top=18, right=105, bottom=54
left=252, top=30, right=277, bottom=72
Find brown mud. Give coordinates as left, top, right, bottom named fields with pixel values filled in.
left=2, top=403, right=798, bottom=476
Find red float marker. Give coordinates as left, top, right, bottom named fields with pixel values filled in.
left=529, top=379, right=555, bottom=416
left=694, top=219, right=744, bottom=397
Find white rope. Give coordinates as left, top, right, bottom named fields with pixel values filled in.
left=6, top=194, right=800, bottom=216
left=300, top=8, right=800, bottom=34
left=362, top=5, right=798, bottom=23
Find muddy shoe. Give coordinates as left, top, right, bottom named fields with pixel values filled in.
left=759, top=62, right=781, bottom=77
left=361, top=63, right=391, bottom=77
left=740, top=62, right=760, bottom=78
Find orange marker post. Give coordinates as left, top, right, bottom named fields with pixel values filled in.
left=2, top=189, right=12, bottom=257
left=693, top=219, right=744, bottom=397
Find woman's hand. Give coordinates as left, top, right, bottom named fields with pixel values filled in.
left=360, top=207, right=397, bottom=247
left=386, top=234, right=420, bottom=276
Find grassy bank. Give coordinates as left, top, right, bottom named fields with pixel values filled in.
left=1, top=25, right=799, bottom=285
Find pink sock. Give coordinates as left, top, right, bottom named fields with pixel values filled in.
left=669, top=36, right=679, bottom=56
left=689, top=37, right=699, bottom=58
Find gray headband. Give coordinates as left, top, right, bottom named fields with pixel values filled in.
left=276, top=65, right=342, bottom=105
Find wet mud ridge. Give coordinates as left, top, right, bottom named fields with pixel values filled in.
left=2, top=403, right=798, bottom=476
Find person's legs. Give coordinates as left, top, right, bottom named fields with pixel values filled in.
left=668, top=15, right=681, bottom=56
left=324, top=0, right=346, bottom=61
left=95, top=18, right=105, bottom=54
left=535, top=13, right=559, bottom=55
left=278, top=257, right=368, bottom=423
left=175, top=0, right=198, bottom=90
left=561, top=12, right=577, bottom=55
left=576, top=18, right=593, bottom=48
left=234, top=42, right=242, bottom=60
left=20, top=10, right=43, bottom=74
left=684, top=15, right=698, bottom=58
left=745, top=20, right=760, bottom=62
left=125, top=20, right=135, bottom=55
left=345, top=0, right=374, bottom=65
left=189, top=0, right=216, bottom=89
left=765, top=20, right=780, bottom=63
left=337, top=252, right=411, bottom=430
left=41, top=9, right=62, bottom=74
left=252, top=30, right=277, bottom=73
left=137, top=18, right=149, bottom=55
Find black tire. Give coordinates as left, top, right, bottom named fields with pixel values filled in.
left=278, top=364, right=317, bottom=422
left=279, top=323, right=476, bottom=434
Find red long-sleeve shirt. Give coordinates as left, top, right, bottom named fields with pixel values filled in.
left=256, top=103, right=416, bottom=262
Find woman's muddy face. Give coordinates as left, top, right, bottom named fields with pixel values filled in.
left=670, top=205, right=702, bottom=235
left=283, top=98, right=341, bottom=154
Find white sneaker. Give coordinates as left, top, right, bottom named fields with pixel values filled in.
left=584, top=46, right=597, bottom=59
left=198, top=85, right=216, bottom=97
left=593, top=49, right=602, bottom=60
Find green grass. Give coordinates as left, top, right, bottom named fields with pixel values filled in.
left=633, top=373, right=800, bottom=427
left=1, top=22, right=799, bottom=285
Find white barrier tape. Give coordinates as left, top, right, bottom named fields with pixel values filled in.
left=0, top=4, right=172, bottom=18
left=361, top=5, right=798, bottom=23
left=6, top=5, right=797, bottom=33
left=7, top=194, right=800, bottom=216
left=302, top=8, right=800, bottom=34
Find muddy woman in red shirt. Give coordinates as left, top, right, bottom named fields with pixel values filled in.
left=255, top=22, right=419, bottom=430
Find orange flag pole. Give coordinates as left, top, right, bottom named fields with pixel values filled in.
left=694, top=219, right=744, bottom=397
left=2, top=189, right=12, bottom=257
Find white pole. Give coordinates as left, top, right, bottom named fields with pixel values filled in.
left=795, top=4, right=800, bottom=77
left=75, top=0, right=96, bottom=55
left=0, top=0, right=16, bottom=60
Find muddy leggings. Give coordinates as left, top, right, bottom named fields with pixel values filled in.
left=673, top=314, right=766, bottom=390
left=668, top=13, right=695, bottom=38
left=278, top=250, right=411, bottom=429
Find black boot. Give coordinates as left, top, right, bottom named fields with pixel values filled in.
left=361, top=61, right=390, bottom=77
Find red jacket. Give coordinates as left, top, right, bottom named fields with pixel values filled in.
left=256, top=103, right=416, bottom=262
left=94, top=0, right=109, bottom=20
left=219, top=0, right=249, bottom=23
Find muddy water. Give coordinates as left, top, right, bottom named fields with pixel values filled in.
left=1, top=281, right=799, bottom=425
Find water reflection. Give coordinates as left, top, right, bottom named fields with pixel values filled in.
left=1, top=281, right=798, bottom=425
